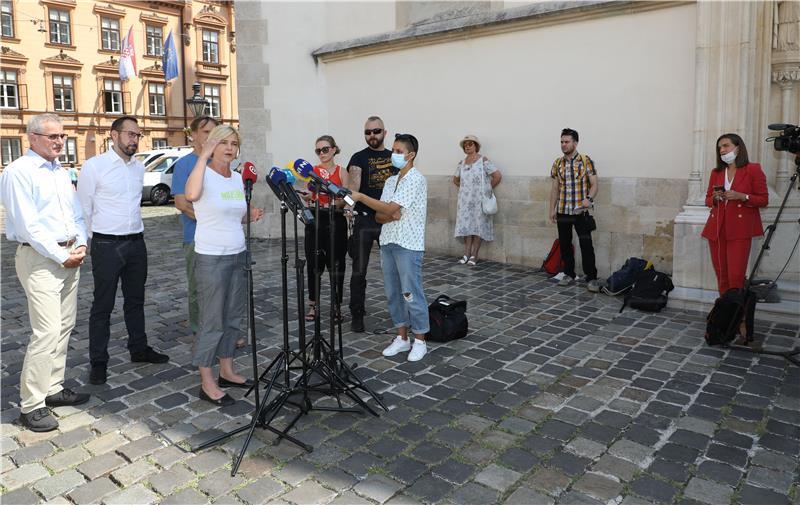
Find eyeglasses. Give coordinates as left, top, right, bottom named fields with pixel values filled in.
left=32, top=133, right=67, bottom=141
left=117, top=130, right=144, bottom=141
left=364, top=128, right=383, bottom=136
left=463, top=141, right=475, bottom=146
left=315, top=146, right=333, bottom=155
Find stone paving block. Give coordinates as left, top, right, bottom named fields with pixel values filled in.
left=573, top=472, right=624, bottom=502
left=684, top=477, right=734, bottom=504
left=32, top=469, right=86, bottom=501
left=560, top=490, right=605, bottom=505
left=525, top=467, right=572, bottom=496
left=150, top=445, right=192, bottom=469
left=384, top=493, right=424, bottom=505
left=0, top=486, right=40, bottom=505
left=67, top=477, right=119, bottom=505
left=160, top=488, right=209, bottom=505
left=84, top=432, right=127, bottom=455
left=282, top=480, right=336, bottom=504
left=1, top=455, right=15, bottom=474
left=110, top=458, right=157, bottom=487
left=750, top=447, right=796, bottom=470
left=51, top=427, right=94, bottom=449
left=608, top=439, right=653, bottom=468
left=236, top=476, right=285, bottom=505
left=406, top=474, right=454, bottom=503
left=630, top=475, right=679, bottom=503
left=447, top=482, right=499, bottom=505
left=116, top=435, right=164, bottom=461
left=738, top=484, right=791, bottom=505
left=746, top=466, right=794, bottom=494
left=77, top=452, right=127, bottom=480
left=185, top=449, right=229, bottom=475
left=147, top=464, right=196, bottom=495
left=1, top=463, right=50, bottom=490
left=316, top=467, right=358, bottom=492
left=565, top=436, right=607, bottom=460
left=354, top=474, right=403, bottom=504
left=474, top=463, right=522, bottom=492
left=197, top=467, right=246, bottom=499
left=103, top=483, right=159, bottom=505
left=57, top=412, right=96, bottom=432
left=455, top=414, right=494, bottom=433
left=504, top=486, right=555, bottom=505
left=44, top=446, right=91, bottom=472
left=10, top=441, right=56, bottom=465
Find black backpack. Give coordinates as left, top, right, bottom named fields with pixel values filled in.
left=620, top=269, right=674, bottom=313
left=603, top=257, right=651, bottom=295
left=426, top=295, right=468, bottom=343
left=705, top=288, right=756, bottom=346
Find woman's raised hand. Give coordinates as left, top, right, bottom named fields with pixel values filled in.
left=200, top=138, right=220, bottom=159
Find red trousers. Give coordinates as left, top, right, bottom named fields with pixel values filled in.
left=707, top=224, right=752, bottom=295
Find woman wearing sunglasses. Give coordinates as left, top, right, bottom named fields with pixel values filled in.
left=350, top=134, right=429, bottom=362
left=304, top=135, right=349, bottom=322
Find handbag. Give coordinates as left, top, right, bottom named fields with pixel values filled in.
left=480, top=158, right=498, bottom=215
left=426, top=295, right=468, bottom=343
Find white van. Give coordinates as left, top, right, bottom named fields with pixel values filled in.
left=141, top=147, right=192, bottom=205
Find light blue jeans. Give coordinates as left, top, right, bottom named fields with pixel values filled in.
left=380, top=243, right=429, bottom=335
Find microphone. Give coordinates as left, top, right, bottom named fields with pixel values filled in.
left=242, top=162, right=257, bottom=203
left=293, top=159, right=356, bottom=207
left=268, top=167, right=314, bottom=225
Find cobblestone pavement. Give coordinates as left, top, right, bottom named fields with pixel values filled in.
left=2, top=211, right=799, bottom=505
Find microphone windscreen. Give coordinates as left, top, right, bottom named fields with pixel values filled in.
left=293, top=159, right=314, bottom=177
left=282, top=169, right=296, bottom=185
left=242, top=162, right=258, bottom=183
left=268, top=166, right=287, bottom=184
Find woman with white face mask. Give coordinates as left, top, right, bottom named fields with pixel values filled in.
left=701, top=133, right=768, bottom=342
left=349, top=134, right=430, bottom=362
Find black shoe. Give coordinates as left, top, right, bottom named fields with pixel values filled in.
left=89, top=365, right=107, bottom=385
left=130, top=347, right=169, bottom=364
left=19, top=407, right=58, bottom=432
left=45, top=388, right=90, bottom=407
left=351, top=315, right=365, bottom=333
left=198, top=389, right=235, bottom=406
left=218, top=376, right=255, bottom=388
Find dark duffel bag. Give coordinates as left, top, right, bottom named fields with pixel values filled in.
left=426, top=295, right=468, bottom=343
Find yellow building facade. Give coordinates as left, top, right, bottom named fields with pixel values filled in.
left=0, top=0, right=239, bottom=168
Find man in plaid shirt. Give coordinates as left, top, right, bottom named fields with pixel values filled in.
left=548, top=128, right=600, bottom=291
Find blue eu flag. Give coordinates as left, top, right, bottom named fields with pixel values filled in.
left=163, top=30, right=179, bottom=81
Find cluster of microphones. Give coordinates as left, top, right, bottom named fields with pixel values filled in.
left=240, top=159, right=355, bottom=225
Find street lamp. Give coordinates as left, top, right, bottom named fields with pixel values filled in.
left=186, top=82, right=209, bottom=117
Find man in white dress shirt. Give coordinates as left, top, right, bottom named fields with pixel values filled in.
left=77, top=116, right=168, bottom=385
left=0, top=113, right=91, bottom=432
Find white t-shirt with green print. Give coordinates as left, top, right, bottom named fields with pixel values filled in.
left=193, top=168, right=247, bottom=255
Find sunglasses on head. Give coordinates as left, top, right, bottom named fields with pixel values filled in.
left=364, top=128, right=383, bottom=136
left=315, top=146, right=333, bottom=155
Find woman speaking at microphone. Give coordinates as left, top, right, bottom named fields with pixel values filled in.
left=350, top=134, right=430, bottom=362
left=185, top=125, right=264, bottom=406
left=303, top=135, right=349, bottom=321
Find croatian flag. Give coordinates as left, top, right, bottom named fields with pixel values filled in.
left=119, top=26, right=137, bottom=81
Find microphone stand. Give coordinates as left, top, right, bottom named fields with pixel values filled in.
left=726, top=158, right=800, bottom=367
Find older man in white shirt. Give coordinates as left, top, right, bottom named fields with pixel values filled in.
left=77, top=116, right=168, bottom=386
left=0, top=113, right=91, bottom=432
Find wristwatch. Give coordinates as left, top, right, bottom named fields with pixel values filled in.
left=587, top=196, right=594, bottom=203
left=744, top=194, right=750, bottom=202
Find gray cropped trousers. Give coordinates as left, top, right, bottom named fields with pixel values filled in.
left=192, top=251, right=246, bottom=367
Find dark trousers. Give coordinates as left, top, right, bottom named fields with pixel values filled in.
left=348, top=213, right=381, bottom=317
left=88, top=235, right=148, bottom=365
left=556, top=213, right=597, bottom=281
left=304, top=212, right=348, bottom=304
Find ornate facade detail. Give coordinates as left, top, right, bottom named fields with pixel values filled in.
left=772, top=67, right=800, bottom=83
left=773, top=1, right=799, bottom=52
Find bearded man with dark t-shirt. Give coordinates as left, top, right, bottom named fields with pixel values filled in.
left=345, top=116, right=393, bottom=332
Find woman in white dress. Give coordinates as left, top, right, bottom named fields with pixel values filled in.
left=453, top=135, right=502, bottom=266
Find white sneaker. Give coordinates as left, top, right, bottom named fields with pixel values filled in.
left=408, top=340, right=427, bottom=362
left=382, top=336, right=411, bottom=357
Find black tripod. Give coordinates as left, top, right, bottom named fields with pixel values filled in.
left=727, top=156, right=800, bottom=366
left=302, top=194, right=387, bottom=415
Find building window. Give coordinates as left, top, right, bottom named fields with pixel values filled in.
left=0, top=69, right=18, bottom=108
left=203, top=84, right=220, bottom=118
left=53, top=75, right=74, bottom=111
left=145, top=25, right=162, bottom=56
left=1, top=137, right=20, bottom=165
left=1, top=1, right=13, bottom=38
left=58, top=137, right=77, bottom=165
left=49, top=8, right=70, bottom=45
left=100, top=17, right=120, bottom=51
left=103, top=79, right=122, bottom=113
left=152, top=138, right=167, bottom=149
left=148, top=83, right=165, bottom=116
left=201, top=29, right=219, bottom=63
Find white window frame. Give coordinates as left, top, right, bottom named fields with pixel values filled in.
left=1, top=137, right=21, bottom=165
left=1, top=1, right=14, bottom=38
left=58, top=137, right=77, bottom=165
left=103, top=78, right=122, bottom=114
left=201, top=29, right=219, bottom=63
left=145, top=24, right=163, bottom=56
left=148, top=82, right=165, bottom=116
left=152, top=138, right=168, bottom=149
left=0, top=69, right=18, bottom=109
left=49, top=8, right=70, bottom=45
left=53, top=74, right=74, bottom=112
left=100, top=17, right=120, bottom=51
left=203, top=83, right=220, bottom=118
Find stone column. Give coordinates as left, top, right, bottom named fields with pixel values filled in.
left=771, top=0, right=800, bottom=193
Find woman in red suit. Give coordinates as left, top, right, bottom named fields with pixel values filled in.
left=701, top=133, right=769, bottom=327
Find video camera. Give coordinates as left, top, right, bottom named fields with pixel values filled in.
left=767, top=123, right=800, bottom=153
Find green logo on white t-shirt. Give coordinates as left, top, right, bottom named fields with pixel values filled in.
left=221, top=189, right=244, bottom=200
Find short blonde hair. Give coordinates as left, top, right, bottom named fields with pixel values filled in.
left=207, top=125, right=241, bottom=154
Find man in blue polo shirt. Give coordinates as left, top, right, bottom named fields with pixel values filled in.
left=171, top=116, right=218, bottom=336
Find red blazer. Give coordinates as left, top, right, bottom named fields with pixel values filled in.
left=701, top=162, right=768, bottom=240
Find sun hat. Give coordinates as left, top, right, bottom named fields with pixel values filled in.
left=459, top=134, right=481, bottom=151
